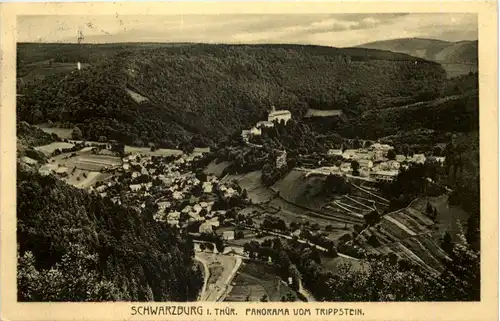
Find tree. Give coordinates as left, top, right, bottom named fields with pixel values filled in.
left=71, top=127, right=83, bottom=140
left=17, top=243, right=120, bottom=301
left=441, top=231, right=453, bottom=255
left=351, top=161, right=360, bottom=176
left=234, top=230, right=244, bottom=240
left=387, top=149, right=396, bottom=160
left=260, top=294, right=269, bottom=302
left=433, top=146, right=442, bottom=156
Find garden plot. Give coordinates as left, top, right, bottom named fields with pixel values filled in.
left=74, top=155, right=122, bottom=170
left=124, top=146, right=183, bottom=157
left=224, top=260, right=297, bottom=302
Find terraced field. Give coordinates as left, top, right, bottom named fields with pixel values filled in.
left=38, top=150, right=121, bottom=189
left=358, top=205, right=451, bottom=275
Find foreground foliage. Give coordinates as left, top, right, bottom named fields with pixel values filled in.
left=17, top=167, right=203, bottom=301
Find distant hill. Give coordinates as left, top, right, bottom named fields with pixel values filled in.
left=356, top=38, right=478, bottom=64
left=17, top=43, right=447, bottom=148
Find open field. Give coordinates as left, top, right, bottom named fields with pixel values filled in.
left=35, top=125, right=73, bottom=139
left=204, top=160, right=231, bottom=177
left=224, top=260, right=298, bottom=302
left=410, top=194, right=470, bottom=242
left=18, top=62, right=91, bottom=83
left=322, top=256, right=369, bottom=275
left=221, top=171, right=275, bottom=204
left=124, top=146, right=184, bottom=156
left=35, top=142, right=75, bottom=155
left=304, top=109, right=343, bottom=118
left=440, top=63, right=478, bottom=78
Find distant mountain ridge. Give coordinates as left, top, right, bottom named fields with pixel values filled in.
left=355, top=38, right=478, bottom=63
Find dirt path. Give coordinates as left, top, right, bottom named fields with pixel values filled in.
left=217, top=256, right=242, bottom=302
left=194, top=253, right=210, bottom=301
left=297, top=277, right=316, bottom=302
left=195, top=252, right=241, bottom=302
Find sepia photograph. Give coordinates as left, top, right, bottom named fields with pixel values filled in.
left=13, top=11, right=483, bottom=304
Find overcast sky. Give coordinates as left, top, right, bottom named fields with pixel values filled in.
left=18, top=13, right=477, bottom=47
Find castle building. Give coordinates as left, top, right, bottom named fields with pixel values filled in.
left=268, top=106, right=292, bottom=124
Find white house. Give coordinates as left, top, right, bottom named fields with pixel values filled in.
left=355, top=151, right=375, bottom=161
left=411, top=154, right=427, bottom=164
left=268, top=106, right=292, bottom=124
left=371, top=143, right=394, bottom=152
left=241, top=130, right=251, bottom=142
left=222, top=230, right=235, bottom=241
left=359, top=167, right=371, bottom=177
left=256, top=120, right=275, bottom=128
left=342, top=149, right=358, bottom=160
left=340, top=162, right=352, bottom=172
left=173, top=191, right=184, bottom=200
left=129, top=184, right=142, bottom=192
left=395, top=155, right=406, bottom=162
left=202, top=182, right=213, bottom=193
left=250, top=126, right=262, bottom=136
left=158, top=201, right=171, bottom=210
left=435, top=156, right=446, bottom=164
left=358, top=159, right=373, bottom=168
left=387, top=160, right=401, bottom=170
left=372, top=170, right=399, bottom=182
left=328, top=149, right=343, bottom=156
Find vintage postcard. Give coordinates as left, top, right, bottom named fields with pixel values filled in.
left=0, top=1, right=498, bottom=321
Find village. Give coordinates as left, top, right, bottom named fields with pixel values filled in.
left=29, top=106, right=450, bottom=303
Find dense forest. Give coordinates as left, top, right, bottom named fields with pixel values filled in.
left=339, top=89, right=478, bottom=139
left=17, top=43, right=447, bottom=148
left=17, top=167, right=203, bottom=301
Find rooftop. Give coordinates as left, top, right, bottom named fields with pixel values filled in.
left=269, top=110, right=291, bottom=116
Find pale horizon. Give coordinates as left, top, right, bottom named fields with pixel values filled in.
left=18, top=13, right=478, bottom=47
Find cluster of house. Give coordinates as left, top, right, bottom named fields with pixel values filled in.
left=91, top=151, right=247, bottom=232
left=323, top=143, right=445, bottom=182
left=241, top=106, right=292, bottom=143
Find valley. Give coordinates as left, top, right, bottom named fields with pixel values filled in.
left=16, top=39, right=480, bottom=303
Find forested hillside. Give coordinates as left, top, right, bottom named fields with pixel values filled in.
left=17, top=43, right=446, bottom=148
left=17, top=121, right=59, bottom=163
left=17, top=167, right=203, bottom=301
left=339, top=89, right=478, bottom=139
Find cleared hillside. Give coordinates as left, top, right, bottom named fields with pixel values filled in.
left=17, top=43, right=446, bottom=148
